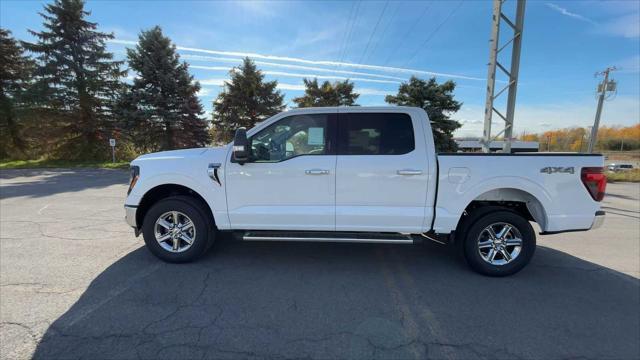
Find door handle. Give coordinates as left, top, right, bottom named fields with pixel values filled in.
left=397, top=169, right=423, bottom=175
left=305, top=169, right=330, bottom=175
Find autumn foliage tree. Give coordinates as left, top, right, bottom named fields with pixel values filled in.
left=520, top=124, right=640, bottom=152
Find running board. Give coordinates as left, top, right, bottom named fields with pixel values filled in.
left=242, top=231, right=415, bottom=244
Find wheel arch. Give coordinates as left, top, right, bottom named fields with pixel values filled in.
left=457, top=187, right=549, bottom=233
left=136, top=184, right=216, bottom=231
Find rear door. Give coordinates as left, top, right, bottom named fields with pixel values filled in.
left=335, top=111, right=430, bottom=233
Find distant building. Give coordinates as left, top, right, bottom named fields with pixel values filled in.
left=455, top=138, right=539, bottom=153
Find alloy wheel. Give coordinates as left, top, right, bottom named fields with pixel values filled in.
left=154, top=211, right=196, bottom=253
left=477, top=222, right=523, bottom=266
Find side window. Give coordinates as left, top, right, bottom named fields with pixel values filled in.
left=249, top=114, right=330, bottom=162
left=338, top=113, right=414, bottom=155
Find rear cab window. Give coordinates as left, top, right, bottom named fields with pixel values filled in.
left=338, top=112, right=415, bottom=155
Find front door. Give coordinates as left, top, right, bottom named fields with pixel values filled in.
left=226, top=113, right=336, bottom=231
left=335, top=111, right=430, bottom=233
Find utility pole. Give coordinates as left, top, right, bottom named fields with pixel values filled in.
left=482, top=0, right=526, bottom=153
left=587, top=67, right=617, bottom=153
left=546, top=135, right=551, bottom=152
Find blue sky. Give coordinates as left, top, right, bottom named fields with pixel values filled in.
left=2, top=0, right=638, bottom=137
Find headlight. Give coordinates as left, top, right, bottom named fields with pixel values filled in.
left=128, top=165, right=140, bottom=195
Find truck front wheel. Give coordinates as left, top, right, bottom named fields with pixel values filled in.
left=462, top=210, right=536, bottom=276
left=142, top=196, right=213, bottom=263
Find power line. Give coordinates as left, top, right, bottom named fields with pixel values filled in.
left=365, top=1, right=401, bottom=64
left=359, top=0, right=390, bottom=64
left=402, top=0, right=465, bottom=68
left=336, top=1, right=357, bottom=68
left=339, top=0, right=362, bottom=65
left=383, top=2, right=433, bottom=66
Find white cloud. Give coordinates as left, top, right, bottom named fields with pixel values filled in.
left=601, top=13, right=640, bottom=38
left=235, top=0, right=279, bottom=18
left=545, top=2, right=639, bottom=38
left=197, top=87, right=212, bottom=97
left=275, top=83, right=306, bottom=91
left=109, top=39, right=485, bottom=81
left=356, top=88, right=392, bottom=96
left=546, top=3, right=597, bottom=25
left=191, top=66, right=231, bottom=72
left=199, top=78, right=227, bottom=86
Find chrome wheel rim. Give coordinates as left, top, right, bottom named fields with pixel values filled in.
left=154, top=211, right=196, bottom=253
left=477, top=222, right=523, bottom=266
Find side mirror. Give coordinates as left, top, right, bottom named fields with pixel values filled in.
left=233, top=127, right=249, bottom=164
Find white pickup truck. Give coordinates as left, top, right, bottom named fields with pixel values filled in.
left=124, top=107, right=606, bottom=276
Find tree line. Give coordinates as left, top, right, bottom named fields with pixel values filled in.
left=1, top=0, right=462, bottom=162
left=520, top=124, right=640, bottom=152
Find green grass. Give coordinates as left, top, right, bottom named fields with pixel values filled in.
left=606, top=169, right=640, bottom=183
left=0, top=159, right=130, bottom=170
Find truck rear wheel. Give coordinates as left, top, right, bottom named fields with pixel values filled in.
left=462, top=210, right=536, bottom=276
left=142, top=195, right=213, bottom=263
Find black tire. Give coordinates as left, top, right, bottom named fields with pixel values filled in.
left=142, top=195, right=214, bottom=263
left=462, top=209, right=536, bottom=276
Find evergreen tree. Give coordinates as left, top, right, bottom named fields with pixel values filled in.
left=292, top=78, right=359, bottom=108
left=22, top=0, right=125, bottom=160
left=212, top=57, right=285, bottom=143
left=122, top=26, right=210, bottom=152
left=0, top=29, right=33, bottom=158
left=386, top=76, right=462, bottom=152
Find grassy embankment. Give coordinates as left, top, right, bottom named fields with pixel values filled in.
left=606, top=169, right=640, bottom=183
left=0, top=159, right=129, bottom=170
left=603, top=151, right=640, bottom=182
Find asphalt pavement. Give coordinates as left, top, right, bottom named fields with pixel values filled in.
left=1, top=168, right=638, bottom=359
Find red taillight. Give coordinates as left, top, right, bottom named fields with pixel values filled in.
left=581, top=167, right=606, bottom=201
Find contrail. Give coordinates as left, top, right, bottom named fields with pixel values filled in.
left=198, top=78, right=389, bottom=96
left=261, top=70, right=401, bottom=84
left=185, top=55, right=408, bottom=81
left=109, top=39, right=485, bottom=81
left=195, top=67, right=401, bottom=85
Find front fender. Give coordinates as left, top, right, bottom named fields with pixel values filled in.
left=126, top=172, right=230, bottom=230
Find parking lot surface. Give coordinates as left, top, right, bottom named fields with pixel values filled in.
left=1, top=168, right=639, bottom=359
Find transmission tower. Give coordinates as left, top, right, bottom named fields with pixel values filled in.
left=481, top=0, right=526, bottom=153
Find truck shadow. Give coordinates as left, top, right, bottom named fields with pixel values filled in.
left=0, top=168, right=128, bottom=200
left=33, top=238, right=640, bottom=359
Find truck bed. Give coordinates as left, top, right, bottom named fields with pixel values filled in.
left=433, top=153, right=604, bottom=234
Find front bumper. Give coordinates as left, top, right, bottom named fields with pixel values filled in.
left=591, top=210, right=605, bottom=230
left=125, top=205, right=138, bottom=229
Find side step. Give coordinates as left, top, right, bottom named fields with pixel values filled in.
left=242, top=231, right=415, bottom=244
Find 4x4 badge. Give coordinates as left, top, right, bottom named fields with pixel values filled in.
left=540, top=166, right=574, bottom=174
